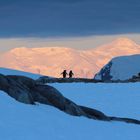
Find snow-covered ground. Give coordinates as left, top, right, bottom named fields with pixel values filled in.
left=51, top=83, right=140, bottom=120
left=0, top=67, right=41, bottom=79
left=0, top=82, right=140, bottom=140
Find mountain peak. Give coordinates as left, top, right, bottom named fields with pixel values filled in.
left=111, top=37, right=137, bottom=46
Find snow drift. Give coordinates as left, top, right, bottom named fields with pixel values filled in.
left=0, top=67, right=41, bottom=79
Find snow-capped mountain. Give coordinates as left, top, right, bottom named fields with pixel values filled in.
left=94, top=54, right=140, bottom=81
left=0, top=38, right=140, bottom=78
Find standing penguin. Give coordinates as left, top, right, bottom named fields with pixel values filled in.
left=69, top=70, right=74, bottom=78
left=61, top=70, right=68, bottom=78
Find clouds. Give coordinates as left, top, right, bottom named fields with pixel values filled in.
left=0, top=0, right=140, bottom=37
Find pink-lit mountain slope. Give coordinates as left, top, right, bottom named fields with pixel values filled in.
left=0, top=38, right=140, bottom=78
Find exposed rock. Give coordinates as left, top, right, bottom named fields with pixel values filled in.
left=79, top=106, right=110, bottom=121
left=36, top=77, right=101, bottom=84
left=127, top=73, right=140, bottom=82
left=0, top=74, right=34, bottom=104
left=0, top=74, right=85, bottom=116
left=94, top=62, right=113, bottom=82
left=0, top=74, right=140, bottom=125
left=33, top=84, right=85, bottom=116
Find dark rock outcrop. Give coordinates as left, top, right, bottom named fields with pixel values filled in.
left=0, top=74, right=85, bottom=116
left=0, top=74, right=140, bottom=125
left=94, top=62, right=113, bottom=82
left=36, top=77, right=101, bottom=84
left=127, top=73, right=140, bottom=82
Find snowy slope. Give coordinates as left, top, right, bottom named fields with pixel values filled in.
left=94, top=54, right=140, bottom=81
left=0, top=38, right=140, bottom=78
left=0, top=68, right=140, bottom=139
left=0, top=67, right=41, bottom=79
left=1, top=82, right=140, bottom=140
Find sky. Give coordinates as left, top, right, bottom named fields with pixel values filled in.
left=0, top=0, right=140, bottom=51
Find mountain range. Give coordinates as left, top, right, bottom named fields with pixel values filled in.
left=0, top=38, right=140, bottom=78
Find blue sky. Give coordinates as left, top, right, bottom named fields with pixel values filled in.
left=0, top=0, right=140, bottom=51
